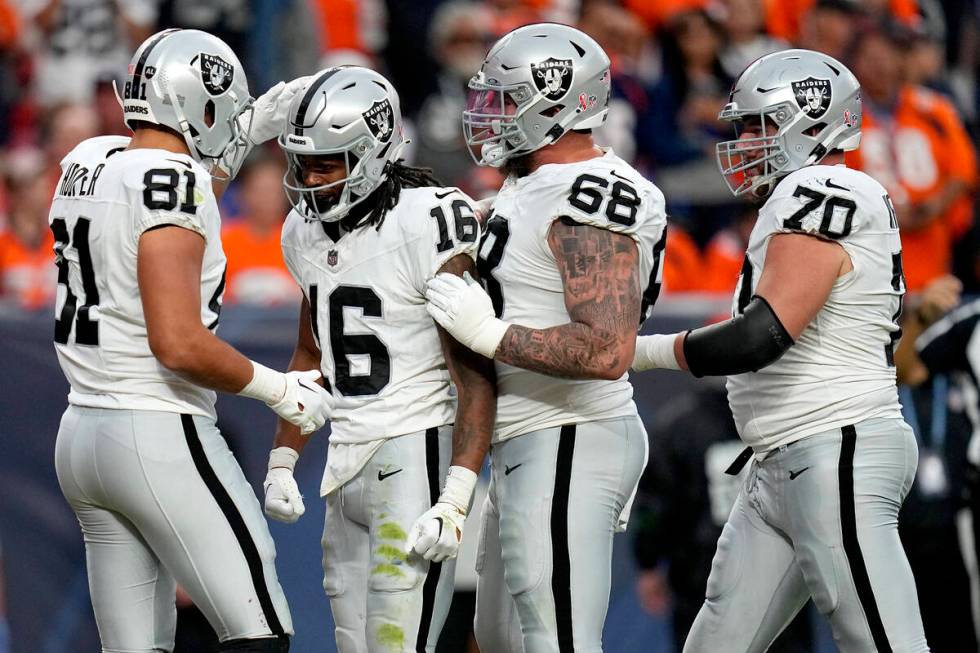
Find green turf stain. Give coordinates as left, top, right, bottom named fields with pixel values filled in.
left=378, top=522, right=406, bottom=541
left=376, top=623, right=405, bottom=650
left=376, top=544, right=407, bottom=562
left=371, top=563, right=405, bottom=579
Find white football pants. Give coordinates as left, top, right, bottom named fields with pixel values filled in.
left=55, top=406, right=292, bottom=653
left=685, top=418, right=930, bottom=653
left=322, top=426, right=456, bottom=653
left=474, top=416, right=649, bottom=653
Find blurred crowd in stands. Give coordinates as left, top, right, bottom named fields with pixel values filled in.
left=0, top=0, right=978, bottom=311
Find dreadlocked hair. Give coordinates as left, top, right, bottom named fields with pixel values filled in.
left=352, top=161, right=444, bottom=231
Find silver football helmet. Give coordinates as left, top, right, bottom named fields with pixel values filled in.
left=278, top=67, right=407, bottom=222
left=716, top=48, right=862, bottom=197
left=119, top=29, right=254, bottom=179
left=463, top=23, right=611, bottom=167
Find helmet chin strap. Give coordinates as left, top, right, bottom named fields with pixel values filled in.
left=481, top=143, right=507, bottom=168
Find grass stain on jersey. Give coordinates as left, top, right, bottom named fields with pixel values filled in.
left=371, top=563, right=406, bottom=579
left=378, top=522, right=406, bottom=541
left=376, top=623, right=405, bottom=650
left=376, top=544, right=407, bottom=562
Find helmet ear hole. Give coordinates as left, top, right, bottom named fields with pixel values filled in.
left=803, top=122, right=826, bottom=137
left=204, top=100, right=216, bottom=128
left=539, top=105, right=563, bottom=117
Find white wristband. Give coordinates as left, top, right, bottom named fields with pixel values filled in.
left=439, top=465, right=478, bottom=513
left=472, top=318, right=511, bottom=359
left=633, top=334, right=681, bottom=372
left=268, top=447, right=299, bottom=472
left=238, top=361, right=287, bottom=405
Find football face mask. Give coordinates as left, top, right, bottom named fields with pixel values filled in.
left=462, top=79, right=535, bottom=168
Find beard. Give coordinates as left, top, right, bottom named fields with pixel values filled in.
left=501, top=151, right=534, bottom=178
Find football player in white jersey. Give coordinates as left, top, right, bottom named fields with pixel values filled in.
left=631, top=50, right=930, bottom=652
left=260, top=68, right=496, bottom=653
left=423, top=24, right=668, bottom=653
left=50, top=29, right=333, bottom=653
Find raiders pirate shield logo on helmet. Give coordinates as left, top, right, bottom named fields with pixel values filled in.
left=792, top=77, right=831, bottom=119
left=199, top=53, right=234, bottom=96
left=531, top=57, right=573, bottom=101
left=362, top=99, right=394, bottom=142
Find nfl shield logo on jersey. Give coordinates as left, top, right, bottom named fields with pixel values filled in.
left=792, top=77, right=831, bottom=119
left=327, top=250, right=338, bottom=266
left=362, top=100, right=394, bottom=142
left=531, top=58, right=573, bottom=101
left=200, top=53, right=233, bottom=96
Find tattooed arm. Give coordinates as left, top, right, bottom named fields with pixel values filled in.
left=436, top=254, right=497, bottom=474
left=494, top=217, right=641, bottom=380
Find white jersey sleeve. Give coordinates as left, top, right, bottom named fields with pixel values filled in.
left=122, top=158, right=214, bottom=242
left=51, top=139, right=227, bottom=418
left=406, top=187, right=481, bottom=290
left=726, top=165, right=905, bottom=452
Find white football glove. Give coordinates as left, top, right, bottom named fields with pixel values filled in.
left=238, top=362, right=333, bottom=435
left=425, top=272, right=511, bottom=359
left=405, top=466, right=477, bottom=562
left=246, top=75, right=314, bottom=146
left=264, top=447, right=305, bottom=523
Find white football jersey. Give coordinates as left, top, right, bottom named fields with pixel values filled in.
left=50, top=136, right=226, bottom=418
left=726, top=164, right=905, bottom=452
left=281, top=187, right=481, bottom=495
left=480, top=149, right=667, bottom=442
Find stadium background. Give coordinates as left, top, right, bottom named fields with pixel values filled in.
left=0, top=0, right=978, bottom=651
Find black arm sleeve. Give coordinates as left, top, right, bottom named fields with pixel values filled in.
left=683, top=295, right=794, bottom=377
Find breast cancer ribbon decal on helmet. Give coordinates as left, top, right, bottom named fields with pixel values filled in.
left=200, top=53, right=233, bottom=96
left=792, top=77, right=832, bottom=119
left=531, top=57, right=573, bottom=101
left=362, top=99, right=394, bottom=142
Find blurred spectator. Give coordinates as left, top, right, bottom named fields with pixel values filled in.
left=637, top=10, right=733, bottom=236
left=891, top=276, right=979, bottom=652
left=624, top=0, right=709, bottom=33
left=21, top=0, right=155, bottom=106
left=718, top=0, right=789, bottom=79
left=578, top=2, right=658, bottom=162
left=0, top=148, right=55, bottom=309
left=413, top=1, right=496, bottom=190
left=632, top=378, right=813, bottom=652
left=796, top=0, right=865, bottom=61
left=770, top=0, right=920, bottom=45
left=221, top=151, right=299, bottom=306
left=701, top=203, right=757, bottom=293
left=92, top=75, right=126, bottom=137
left=0, top=1, right=23, bottom=147
left=846, top=23, right=978, bottom=291
left=310, top=0, right=386, bottom=69
left=662, top=224, right=707, bottom=293
left=42, top=103, right=98, bottom=189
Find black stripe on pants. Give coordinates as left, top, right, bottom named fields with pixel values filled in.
left=552, top=424, right=576, bottom=652
left=180, top=414, right=285, bottom=636
left=839, top=424, right=892, bottom=652
left=416, top=426, right=443, bottom=651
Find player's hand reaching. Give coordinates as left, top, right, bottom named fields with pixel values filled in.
left=245, top=75, right=314, bottom=145
left=405, top=466, right=477, bottom=562
left=264, top=447, right=305, bottom=523
left=238, top=363, right=333, bottom=434
left=425, top=272, right=510, bottom=359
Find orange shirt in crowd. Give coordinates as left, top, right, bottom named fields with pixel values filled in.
left=625, top=0, right=709, bottom=31
left=702, top=228, right=746, bottom=294
left=0, top=227, right=55, bottom=309
left=662, top=225, right=706, bottom=293
left=846, top=86, right=978, bottom=290
left=221, top=221, right=299, bottom=306
left=766, top=0, right=920, bottom=43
